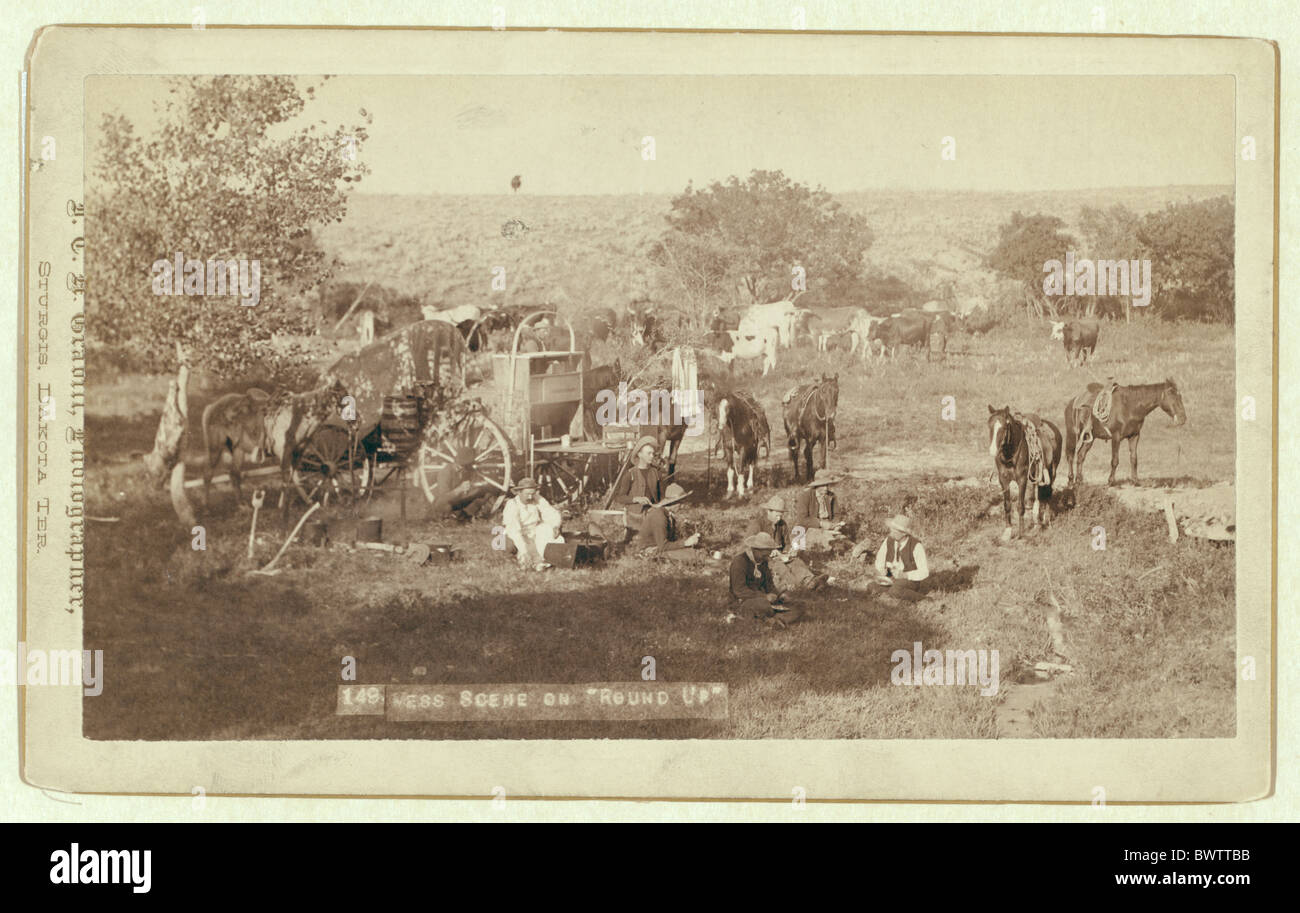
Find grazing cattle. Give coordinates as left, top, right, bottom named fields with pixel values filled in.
left=1063, top=377, right=1186, bottom=493
left=201, top=387, right=270, bottom=506
left=870, top=309, right=934, bottom=359
left=819, top=329, right=855, bottom=353
left=581, top=307, right=619, bottom=343
left=717, top=391, right=770, bottom=499
left=987, top=405, right=1063, bottom=537
left=849, top=309, right=887, bottom=359
left=627, top=303, right=665, bottom=352
left=723, top=326, right=779, bottom=376
left=1051, top=319, right=1100, bottom=366
left=423, top=303, right=482, bottom=326
left=783, top=374, right=838, bottom=482
left=741, top=299, right=800, bottom=348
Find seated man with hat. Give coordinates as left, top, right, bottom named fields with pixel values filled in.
left=867, top=514, right=930, bottom=601
left=613, top=434, right=668, bottom=527
left=729, top=532, right=787, bottom=619
left=501, top=477, right=564, bottom=572
left=632, top=481, right=701, bottom=557
left=746, top=495, right=828, bottom=591
left=792, top=470, right=849, bottom=550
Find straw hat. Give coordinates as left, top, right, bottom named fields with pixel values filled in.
left=807, top=469, right=839, bottom=488
left=656, top=483, right=691, bottom=508
left=744, top=532, right=779, bottom=551
left=763, top=495, right=786, bottom=512
left=511, top=477, right=539, bottom=492
left=886, top=514, right=914, bottom=536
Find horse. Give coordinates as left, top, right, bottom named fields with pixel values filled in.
left=717, top=391, right=770, bottom=499
left=1063, top=377, right=1186, bottom=492
left=261, top=377, right=352, bottom=506
left=987, top=405, right=1063, bottom=537
left=201, top=387, right=270, bottom=506
left=783, top=374, right=838, bottom=482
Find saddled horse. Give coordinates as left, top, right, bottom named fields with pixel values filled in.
left=1063, top=377, right=1186, bottom=492
left=987, top=405, right=1063, bottom=537
left=717, top=390, right=770, bottom=498
left=201, top=387, right=270, bottom=506
left=783, top=374, right=838, bottom=482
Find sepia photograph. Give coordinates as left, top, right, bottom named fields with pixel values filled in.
left=19, top=26, right=1274, bottom=801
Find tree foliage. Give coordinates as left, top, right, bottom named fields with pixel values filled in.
left=649, top=170, right=873, bottom=316
left=986, top=212, right=1075, bottom=317
left=1137, top=196, right=1235, bottom=323
left=87, top=75, right=371, bottom=376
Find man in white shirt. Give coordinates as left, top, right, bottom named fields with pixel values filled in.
left=501, top=477, right=564, bottom=571
left=869, top=514, right=930, bottom=601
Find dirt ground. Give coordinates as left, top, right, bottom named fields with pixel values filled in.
left=81, top=319, right=1237, bottom=741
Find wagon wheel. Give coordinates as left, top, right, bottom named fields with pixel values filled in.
left=292, top=425, right=371, bottom=506
left=417, top=412, right=512, bottom=507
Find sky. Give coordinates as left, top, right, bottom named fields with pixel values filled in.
left=88, top=74, right=1235, bottom=195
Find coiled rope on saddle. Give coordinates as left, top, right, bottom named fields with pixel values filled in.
left=1017, top=414, right=1052, bottom=486
left=729, top=390, right=771, bottom=455
left=1078, top=378, right=1118, bottom=446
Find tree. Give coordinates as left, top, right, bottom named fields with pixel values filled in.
left=1136, top=196, right=1234, bottom=323
left=986, top=211, right=1075, bottom=319
left=88, top=75, right=371, bottom=376
left=649, top=170, right=873, bottom=319
left=1077, top=204, right=1141, bottom=321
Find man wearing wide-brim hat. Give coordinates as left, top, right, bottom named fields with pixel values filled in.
left=631, top=482, right=702, bottom=558
left=611, top=433, right=668, bottom=536
left=501, top=477, right=564, bottom=572
left=792, top=469, right=849, bottom=550
left=868, top=513, right=930, bottom=601
left=745, top=494, right=828, bottom=592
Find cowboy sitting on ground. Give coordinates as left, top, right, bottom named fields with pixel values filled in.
left=867, top=514, right=930, bottom=601
left=746, top=494, right=828, bottom=591
left=501, top=477, right=563, bottom=572
left=728, top=532, right=791, bottom=621
left=633, top=482, right=702, bottom=557
left=792, top=470, right=849, bottom=549
left=613, top=434, right=667, bottom=536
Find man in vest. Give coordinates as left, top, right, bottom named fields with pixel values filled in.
left=871, top=514, right=930, bottom=601
left=501, top=477, right=564, bottom=572
left=746, top=495, right=828, bottom=591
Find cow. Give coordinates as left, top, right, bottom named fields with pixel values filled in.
left=870, top=309, right=934, bottom=359
left=627, top=301, right=665, bottom=352
left=717, top=391, right=770, bottom=499
left=849, top=309, right=887, bottom=360
left=580, top=307, right=619, bottom=343
left=741, top=299, right=800, bottom=349
left=1051, top=319, right=1100, bottom=366
left=722, top=326, right=779, bottom=376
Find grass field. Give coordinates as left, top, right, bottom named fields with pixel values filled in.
left=82, top=315, right=1236, bottom=741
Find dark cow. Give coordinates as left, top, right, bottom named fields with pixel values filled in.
left=1063, top=378, right=1186, bottom=493
left=870, top=309, right=934, bottom=359
left=456, top=318, right=488, bottom=352
left=987, top=405, right=1063, bottom=537
left=628, top=304, right=665, bottom=352
left=1051, top=319, right=1100, bottom=366
left=717, top=391, right=770, bottom=499
left=582, top=307, right=619, bottom=343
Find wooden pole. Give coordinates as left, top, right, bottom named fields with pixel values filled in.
left=332, top=280, right=375, bottom=334
left=143, top=341, right=195, bottom=528
left=1164, top=499, right=1179, bottom=543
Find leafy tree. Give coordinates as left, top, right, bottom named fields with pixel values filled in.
left=986, top=211, right=1075, bottom=318
left=649, top=170, right=873, bottom=321
left=1077, top=204, right=1142, bottom=321
left=1136, top=196, right=1234, bottom=323
left=87, top=75, right=371, bottom=376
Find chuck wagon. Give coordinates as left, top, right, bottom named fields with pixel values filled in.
left=291, top=311, right=627, bottom=512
